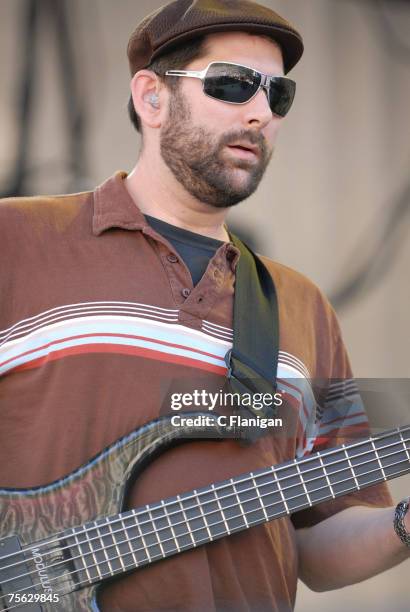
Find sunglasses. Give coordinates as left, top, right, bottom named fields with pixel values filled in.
left=164, top=61, right=296, bottom=117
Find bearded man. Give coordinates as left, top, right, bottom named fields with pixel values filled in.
left=0, top=1, right=408, bottom=611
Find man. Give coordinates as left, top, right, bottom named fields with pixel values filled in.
left=0, top=1, right=408, bottom=611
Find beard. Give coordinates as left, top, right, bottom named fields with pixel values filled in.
left=160, top=88, right=273, bottom=208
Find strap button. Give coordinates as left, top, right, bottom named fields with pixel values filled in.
left=181, top=288, right=191, bottom=298
left=167, top=254, right=178, bottom=263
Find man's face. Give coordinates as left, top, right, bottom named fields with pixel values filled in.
left=160, top=32, right=286, bottom=208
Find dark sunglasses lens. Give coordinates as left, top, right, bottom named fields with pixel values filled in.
left=269, top=78, right=296, bottom=117
left=204, top=63, right=261, bottom=103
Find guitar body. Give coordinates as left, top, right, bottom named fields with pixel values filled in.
left=1, top=414, right=408, bottom=612
left=0, top=413, right=225, bottom=611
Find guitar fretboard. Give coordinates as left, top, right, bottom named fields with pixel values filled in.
left=65, top=426, right=410, bottom=586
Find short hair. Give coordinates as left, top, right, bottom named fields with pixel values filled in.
left=128, top=36, right=207, bottom=134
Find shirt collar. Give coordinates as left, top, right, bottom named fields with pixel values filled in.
left=91, top=170, right=240, bottom=270
left=92, top=171, right=148, bottom=236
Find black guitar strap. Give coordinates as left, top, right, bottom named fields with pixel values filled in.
left=225, top=234, right=280, bottom=442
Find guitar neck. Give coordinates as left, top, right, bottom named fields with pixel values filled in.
left=65, top=425, right=410, bottom=587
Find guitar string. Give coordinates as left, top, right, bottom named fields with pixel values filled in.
left=0, top=427, right=408, bottom=579
left=1, top=427, right=408, bottom=576
left=74, top=459, right=410, bottom=594
left=0, top=440, right=408, bottom=607
left=2, top=454, right=410, bottom=610
left=0, top=430, right=408, bottom=587
left=3, top=460, right=410, bottom=612
left=1, top=424, right=408, bottom=570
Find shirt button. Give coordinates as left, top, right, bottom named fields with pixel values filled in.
left=181, top=288, right=191, bottom=298
left=167, top=254, right=178, bottom=263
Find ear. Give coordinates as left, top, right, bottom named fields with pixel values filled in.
left=130, top=70, right=165, bottom=130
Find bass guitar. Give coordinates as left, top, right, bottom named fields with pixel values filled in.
left=0, top=413, right=409, bottom=611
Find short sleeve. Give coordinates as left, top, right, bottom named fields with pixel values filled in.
left=291, top=330, right=393, bottom=529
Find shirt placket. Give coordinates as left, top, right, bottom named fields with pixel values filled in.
left=142, top=225, right=239, bottom=329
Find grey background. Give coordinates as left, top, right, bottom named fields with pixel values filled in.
left=0, top=0, right=409, bottom=609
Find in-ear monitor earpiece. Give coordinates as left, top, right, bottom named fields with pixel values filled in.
left=146, top=94, right=159, bottom=108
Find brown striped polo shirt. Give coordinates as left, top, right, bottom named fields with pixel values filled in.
left=0, top=172, right=392, bottom=611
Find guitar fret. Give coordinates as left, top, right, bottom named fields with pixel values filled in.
left=317, top=453, right=335, bottom=499
left=85, top=524, right=104, bottom=580
left=176, top=495, right=197, bottom=546
left=94, top=521, right=115, bottom=577
left=133, top=511, right=152, bottom=562
left=210, top=484, right=231, bottom=534
left=270, top=466, right=289, bottom=514
left=120, top=517, right=140, bottom=567
left=230, top=479, right=249, bottom=528
left=193, top=491, right=214, bottom=542
left=342, top=445, right=360, bottom=490
left=374, top=431, right=409, bottom=478
left=298, top=454, right=332, bottom=503
left=161, top=500, right=181, bottom=552
left=293, top=459, right=312, bottom=507
left=370, top=439, right=387, bottom=481
left=105, top=517, right=126, bottom=573
left=399, top=430, right=410, bottom=462
left=71, top=529, right=92, bottom=585
left=250, top=472, right=269, bottom=522
left=75, top=523, right=103, bottom=582
left=146, top=505, right=166, bottom=558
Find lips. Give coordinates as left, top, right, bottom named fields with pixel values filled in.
left=226, top=141, right=260, bottom=161
left=228, top=141, right=260, bottom=155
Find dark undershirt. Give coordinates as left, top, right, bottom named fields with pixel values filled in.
left=145, top=215, right=224, bottom=286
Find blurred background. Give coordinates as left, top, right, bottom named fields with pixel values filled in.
left=0, top=0, right=409, bottom=609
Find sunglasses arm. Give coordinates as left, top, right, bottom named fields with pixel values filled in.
left=164, top=69, right=206, bottom=80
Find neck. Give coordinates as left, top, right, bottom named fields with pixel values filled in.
left=126, top=150, right=230, bottom=242
left=66, top=424, right=410, bottom=590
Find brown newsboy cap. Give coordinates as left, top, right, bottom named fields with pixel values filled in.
left=127, top=0, right=304, bottom=76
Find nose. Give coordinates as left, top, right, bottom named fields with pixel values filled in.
left=241, top=87, right=275, bottom=129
